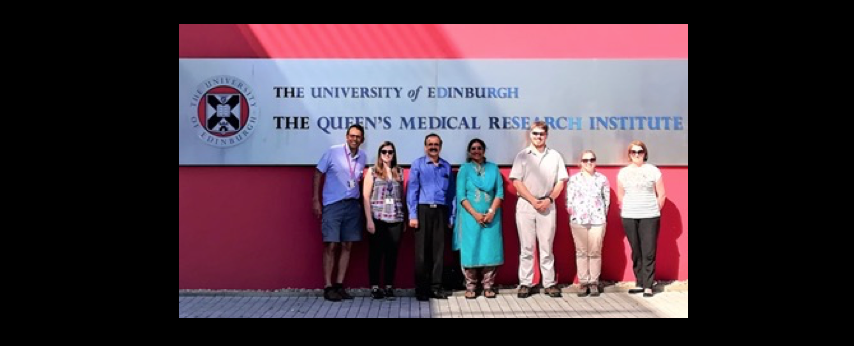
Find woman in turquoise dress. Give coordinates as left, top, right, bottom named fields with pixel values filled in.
left=453, top=138, right=504, bottom=299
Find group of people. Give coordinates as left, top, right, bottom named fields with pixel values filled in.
left=312, top=122, right=666, bottom=302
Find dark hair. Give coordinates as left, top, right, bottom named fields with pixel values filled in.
left=347, top=124, right=365, bottom=142
left=466, top=138, right=487, bottom=163
left=424, top=133, right=443, bottom=146
left=531, top=121, right=548, bottom=133
left=374, top=141, right=400, bottom=180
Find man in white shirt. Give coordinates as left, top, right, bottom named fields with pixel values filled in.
left=509, top=121, right=569, bottom=298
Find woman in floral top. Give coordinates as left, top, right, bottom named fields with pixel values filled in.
left=566, top=150, right=610, bottom=297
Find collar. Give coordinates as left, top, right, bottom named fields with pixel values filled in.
left=343, top=144, right=360, bottom=159
left=526, top=145, right=549, bottom=155
left=424, top=156, right=445, bottom=167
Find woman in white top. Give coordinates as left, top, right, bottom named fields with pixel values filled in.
left=617, top=140, right=666, bottom=298
left=566, top=150, right=610, bottom=297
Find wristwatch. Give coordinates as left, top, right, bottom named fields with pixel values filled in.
left=487, top=208, right=494, bottom=214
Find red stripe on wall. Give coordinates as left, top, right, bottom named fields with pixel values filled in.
left=179, top=24, right=688, bottom=59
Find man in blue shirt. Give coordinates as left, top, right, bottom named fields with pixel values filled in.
left=313, top=124, right=366, bottom=302
left=407, top=133, right=455, bottom=301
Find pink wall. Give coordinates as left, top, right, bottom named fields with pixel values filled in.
left=179, top=24, right=688, bottom=289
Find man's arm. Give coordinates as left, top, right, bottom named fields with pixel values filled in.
left=546, top=180, right=566, bottom=210
left=313, top=169, right=323, bottom=219
left=407, top=161, right=421, bottom=228
left=513, top=180, right=538, bottom=206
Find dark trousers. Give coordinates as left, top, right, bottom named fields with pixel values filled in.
left=622, top=217, right=661, bottom=289
left=415, top=205, right=447, bottom=294
left=368, top=219, right=403, bottom=287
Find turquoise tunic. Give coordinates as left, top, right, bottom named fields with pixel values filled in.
left=453, top=161, right=504, bottom=267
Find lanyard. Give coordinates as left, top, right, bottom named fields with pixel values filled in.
left=343, top=146, right=355, bottom=179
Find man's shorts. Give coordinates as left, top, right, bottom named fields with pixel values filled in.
left=321, top=199, right=363, bottom=242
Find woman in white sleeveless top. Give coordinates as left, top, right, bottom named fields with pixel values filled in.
left=362, top=141, right=405, bottom=300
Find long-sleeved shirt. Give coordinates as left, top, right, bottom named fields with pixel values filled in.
left=566, top=171, right=610, bottom=225
left=407, top=156, right=456, bottom=224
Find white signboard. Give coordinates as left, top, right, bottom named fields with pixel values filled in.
left=179, top=59, right=687, bottom=165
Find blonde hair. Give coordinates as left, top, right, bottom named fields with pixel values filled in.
left=578, top=149, right=596, bottom=169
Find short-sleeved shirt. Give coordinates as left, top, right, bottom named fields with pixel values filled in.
left=509, top=145, right=569, bottom=213
left=618, top=163, right=662, bottom=218
left=316, top=144, right=366, bottom=206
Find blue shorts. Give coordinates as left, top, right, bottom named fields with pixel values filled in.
left=321, top=199, right=363, bottom=242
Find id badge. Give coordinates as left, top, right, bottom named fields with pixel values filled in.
left=348, top=180, right=356, bottom=189
left=385, top=198, right=394, bottom=205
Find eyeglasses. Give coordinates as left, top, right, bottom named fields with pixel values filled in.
left=470, top=146, right=484, bottom=151
left=531, top=131, right=546, bottom=137
left=581, top=158, right=596, bottom=163
left=381, top=150, right=394, bottom=155
left=630, top=150, right=645, bottom=155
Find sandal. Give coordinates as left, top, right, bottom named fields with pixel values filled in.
left=484, top=289, right=497, bottom=299
left=465, top=290, right=477, bottom=299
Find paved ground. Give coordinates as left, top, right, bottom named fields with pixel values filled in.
left=179, top=286, right=688, bottom=318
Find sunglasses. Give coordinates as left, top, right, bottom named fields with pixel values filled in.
left=531, top=131, right=546, bottom=136
left=381, top=150, right=395, bottom=155
left=581, top=158, right=596, bottom=163
left=630, top=150, right=645, bottom=155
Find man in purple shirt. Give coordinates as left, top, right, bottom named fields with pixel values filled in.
left=313, top=125, right=366, bottom=302
left=407, top=133, right=456, bottom=301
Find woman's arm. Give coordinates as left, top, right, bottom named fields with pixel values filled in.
left=362, top=168, right=375, bottom=233
left=655, top=177, right=666, bottom=211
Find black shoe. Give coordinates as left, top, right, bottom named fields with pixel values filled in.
left=416, top=294, right=430, bottom=302
left=371, top=287, right=385, bottom=299
left=545, top=285, right=562, bottom=298
left=577, top=286, right=590, bottom=297
left=517, top=285, right=532, bottom=298
left=334, top=283, right=353, bottom=300
left=324, top=286, right=342, bottom=302
left=628, top=288, right=644, bottom=294
left=589, top=285, right=600, bottom=297
left=430, top=289, right=449, bottom=299
left=384, top=287, right=396, bottom=300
